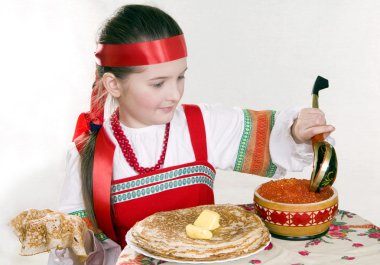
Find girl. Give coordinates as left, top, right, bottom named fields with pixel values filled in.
left=49, top=4, right=334, bottom=265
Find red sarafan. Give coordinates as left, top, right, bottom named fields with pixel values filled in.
left=257, top=178, right=333, bottom=204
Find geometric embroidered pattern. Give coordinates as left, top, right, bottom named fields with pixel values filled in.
left=254, top=203, right=339, bottom=227
left=234, top=109, right=277, bottom=177
left=234, top=109, right=252, bottom=172
left=234, top=109, right=253, bottom=172
left=264, top=111, right=277, bottom=177
left=111, top=165, right=215, bottom=195
left=69, top=210, right=108, bottom=241
left=112, top=175, right=214, bottom=204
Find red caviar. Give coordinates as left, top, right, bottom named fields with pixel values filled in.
left=257, top=178, right=333, bottom=204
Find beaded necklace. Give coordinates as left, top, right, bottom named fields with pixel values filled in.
left=110, top=109, right=170, bottom=174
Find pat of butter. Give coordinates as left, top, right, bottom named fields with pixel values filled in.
left=186, top=224, right=213, bottom=239
left=193, top=210, right=220, bottom=230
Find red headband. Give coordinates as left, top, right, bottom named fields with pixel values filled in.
left=94, top=34, right=187, bottom=67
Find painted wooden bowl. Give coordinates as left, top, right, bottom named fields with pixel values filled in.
left=254, top=183, right=338, bottom=240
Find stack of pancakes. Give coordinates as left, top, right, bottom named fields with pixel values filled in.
left=129, top=204, right=270, bottom=261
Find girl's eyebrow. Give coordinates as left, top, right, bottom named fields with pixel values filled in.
left=148, top=67, right=188, bottom=81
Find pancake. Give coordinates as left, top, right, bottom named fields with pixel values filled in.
left=10, top=209, right=88, bottom=262
left=128, top=204, right=270, bottom=261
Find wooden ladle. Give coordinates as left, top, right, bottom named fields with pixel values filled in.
left=309, top=76, right=338, bottom=192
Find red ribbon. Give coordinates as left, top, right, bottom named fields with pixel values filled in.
left=94, top=34, right=187, bottom=67
left=72, top=113, right=90, bottom=153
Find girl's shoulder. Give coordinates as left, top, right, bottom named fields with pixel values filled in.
left=175, top=103, right=243, bottom=116
left=175, top=103, right=243, bottom=124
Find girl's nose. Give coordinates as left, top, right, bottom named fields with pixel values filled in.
left=167, top=82, right=181, bottom=101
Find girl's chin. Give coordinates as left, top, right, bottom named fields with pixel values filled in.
left=154, top=112, right=175, bottom=125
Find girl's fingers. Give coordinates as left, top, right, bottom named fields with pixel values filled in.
left=293, top=108, right=334, bottom=143
left=298, top=108, right=325, bottom=118
left=302, top=125, right=335, bottom=140
left=323, top=131, right=332, bottom=139
left=299, top=116, right=327, bottom=128
left=299, top=108, right=325, bottom=116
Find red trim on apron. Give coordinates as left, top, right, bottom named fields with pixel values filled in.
left=93, top=127, right=117, bottom=241
left=183, top=104, right=208, bottom=161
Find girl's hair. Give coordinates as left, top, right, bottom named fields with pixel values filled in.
left=80, top=4, right=183, bottom=228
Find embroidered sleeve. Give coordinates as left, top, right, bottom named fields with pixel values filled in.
left=69, top=210, right=108, bottom=242
left=233, top=109, right=277, bottom=177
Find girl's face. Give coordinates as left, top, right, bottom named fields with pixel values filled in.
left=116, top=58, right=187, bottom=128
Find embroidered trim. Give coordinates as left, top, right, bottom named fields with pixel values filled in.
left=69, top=210, right=108, bottom=241
left=254, top=203, right=338, bottom=226
left=112, top=175, right=213, bottom=204
left=234, top=110, right=277, bottom=177
left=111, top=165, right=215, bottom=194
left=69, top=210, right=88, bottom=218
left=266, top=111, right=277, bottom=177
left=94, top=232, right=108, bottom=241
left=234, top=109, right=252, bottom=172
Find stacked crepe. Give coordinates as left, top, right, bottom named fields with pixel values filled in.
left=128, top=204, right=270, bottom=261
left=10, top=209, right=88, bottom=262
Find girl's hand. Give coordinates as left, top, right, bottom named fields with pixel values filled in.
left=291, top=108, right=335, bottom=144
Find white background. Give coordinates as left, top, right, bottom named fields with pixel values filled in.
left=1, top=0, right=379, bottom=264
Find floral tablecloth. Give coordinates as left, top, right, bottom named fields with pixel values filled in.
left=116, top=205, right=380, bottom=265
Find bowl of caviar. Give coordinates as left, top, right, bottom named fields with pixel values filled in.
left=253, top=178, right=338, bottom=240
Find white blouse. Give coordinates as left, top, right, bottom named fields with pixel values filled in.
left=49, top=104, right=314, bottom=265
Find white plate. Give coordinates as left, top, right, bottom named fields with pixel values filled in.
left=125, top=230, right=271, bottom=264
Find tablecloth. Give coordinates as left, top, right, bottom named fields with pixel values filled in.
left=116, top=205, right=380, bottom=265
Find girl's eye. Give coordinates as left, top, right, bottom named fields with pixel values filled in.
left=152, top=82, right=164, bottom=88
left=178, top=75, right=185, bottom=80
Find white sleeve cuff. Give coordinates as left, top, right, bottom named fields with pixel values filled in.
left=270, top=107, right=313, bottom=174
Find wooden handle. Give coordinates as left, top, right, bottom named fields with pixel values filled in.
left=312, top=133, right=325, bottom=144
left=312, top=94, right=319, bottom=108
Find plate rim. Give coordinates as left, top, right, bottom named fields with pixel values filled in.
left=125, top=230, right=271, bottom=264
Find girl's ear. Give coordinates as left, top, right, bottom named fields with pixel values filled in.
left=102, top=73, right=121, bottom=98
